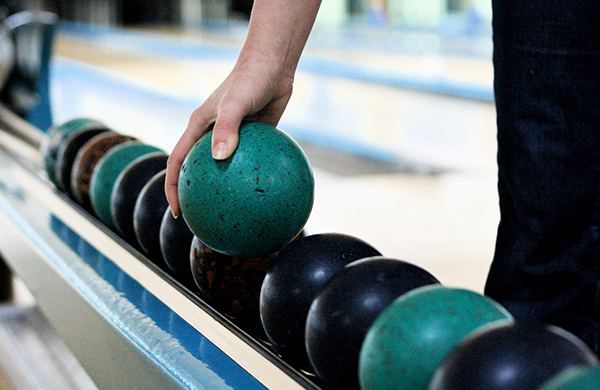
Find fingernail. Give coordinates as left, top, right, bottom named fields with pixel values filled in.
left=213, top=142, right=229, bottom=160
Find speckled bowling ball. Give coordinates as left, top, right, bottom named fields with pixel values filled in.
left=90, top=142, right=163, bottom=229
left=41, top=118, right=106, bottom=185
left=190, top=235, right=272, bottom=335
left=111, top=151, right=169, bottom=245
left=179, top=121, right=314, bottom=258
left=159, top=206, right=195, bottom=286
left=71, top=131, right=136, bottom=210
left=133, top=170, right=168, bottom=266
left=53, top=126, right=109, bottom=194
left=358, top=286, right=513, bottom=390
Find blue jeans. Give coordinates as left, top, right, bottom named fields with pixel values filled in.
left=485, top=0, right=600, bottom=353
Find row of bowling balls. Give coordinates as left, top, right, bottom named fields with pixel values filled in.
left=40, top=118, right=174, bottom=262
left=40, top=119, right=599, bottom=390
left=39, top=118, right=294, bottom=330
left=258, top=233, right=600, bottom=390
left=37, top=118, right=304, bottom=329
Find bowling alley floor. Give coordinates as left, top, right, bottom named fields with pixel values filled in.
left=0, top=279, right=98, bottom=390
left=50, top=22, right=499, bottom=294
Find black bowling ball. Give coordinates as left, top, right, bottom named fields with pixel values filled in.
left=160, top=206, right=195, bottom=286
left=112, top=152, right=168, bottom=245
left=260, top=233, right=381, bottom=370
left=54, top=126, right=108, bottom=194
left=305, top=257, right=440, bottom=390
left=429, top=321, right=599, bottom=390
left=133, top=170, right=168, bottom=266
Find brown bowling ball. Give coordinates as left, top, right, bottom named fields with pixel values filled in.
left=190, top=236, right=273, bottom=337
left=71, top=132, right=136, bottom=211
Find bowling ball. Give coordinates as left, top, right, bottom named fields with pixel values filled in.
left=358, top=285, right=514, bottom=390
left=159, top=206, right=195, bottom=285
left=111, top=151, right=169, bottom=244
left=71, top=131, right=136, bottom=210
left=133, top=170, right=168, bottom=265
left=179, top=121, right=314, bottom=258
left=190, top=236, right=272, bottom=336
left=41, top=118, right=105, bottom=184
left=90, top=142, right=163, bottom=229
left=53, top=126, right=109, bottom=194
left=429, top=322, right=599, bottom=390
left=539, top=365, right=600, bottom=390
left=260, top=233, right=382, bottom=369
left=305, top=257, right=440, bottom=390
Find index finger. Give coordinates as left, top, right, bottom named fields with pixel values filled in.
left=165, top=113, right=214, bottom=217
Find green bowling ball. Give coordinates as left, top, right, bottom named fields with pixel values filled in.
left=90, top=142, right=163, bottom=228
left=40, top=118, right=106, bottom=184
left=539, top=366, right=600, bottom=390
left=179, top=121, right=314, bottom=258
left=358, top=285, right=513, bottom=390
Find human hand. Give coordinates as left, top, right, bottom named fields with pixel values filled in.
left=164, top=0, right=321, bottom=218
left=165, top=56, right=294, bottom=217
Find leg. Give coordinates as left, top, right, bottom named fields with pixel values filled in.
left=486, top=0, right=600, bottom=353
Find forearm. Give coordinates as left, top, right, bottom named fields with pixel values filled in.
left=239, top=0, right=322, bottom=79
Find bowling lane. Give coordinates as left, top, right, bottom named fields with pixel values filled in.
left=53, top=25, right=496, bottom=171
left=51, top=26, right=498, bottom=293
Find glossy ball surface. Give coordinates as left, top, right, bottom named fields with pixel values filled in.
left=111, top=151, right=169, bottom=244
left=305, top=257, right=440, bottom=390
left=41, top=118, right=105, bottom=184
left=71, top=131, right=136, bottom=210
left=179, top=122, right=314, bottom=258
left=53, top=126, right=108, bottom=194
left=260, top=233, right=381, bottom=369
left=539, top=365, right=600, bottom=390
left=90, top=142, right=162, bottom=228
left=359, top=286, right=513, bottom=390
left=159, top=206, right=195, bottom=285
left=429, top=322, right=599, bottom=390
left=133, top=170, right=168, bottom=265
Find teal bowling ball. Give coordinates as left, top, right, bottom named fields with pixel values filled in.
left=90, top=142, right=163, bottom=228
left=540, top=366, right=600, bottom=390
left=358, top=285, right=513, bottom=390
left=178, top=122, right=314, bottom=258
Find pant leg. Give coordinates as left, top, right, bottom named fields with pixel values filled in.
left=485, top=0, right=600, bottom=353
